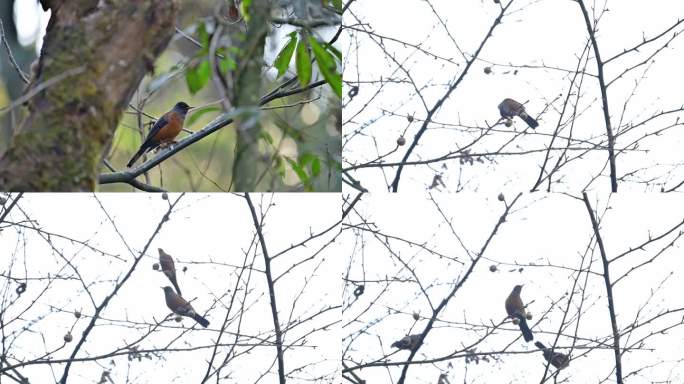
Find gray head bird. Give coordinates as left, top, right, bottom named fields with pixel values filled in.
left=505, top=284, right=534, bottom=342
left=498, top=98, right=539, bottom=129
left=535, top=341, right=570, bottom=370
left=162, top=286, right=209, bottom=327
left=391, top=334, right=422, bottom=351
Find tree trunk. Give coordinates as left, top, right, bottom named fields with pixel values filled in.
left=232, top=0, right=271, bottom=191
left=0, top=0, right=177, bottom=190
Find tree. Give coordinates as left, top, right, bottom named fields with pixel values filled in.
left=0, top=192, right=341, bottom=383
left=0, top=0, right=342, bottom=191
left=342, top=192, right=684, bottom=383
left=342, top=0, right=684, bottom=193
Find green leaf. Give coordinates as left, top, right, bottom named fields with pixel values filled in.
left=260, top=130, right=274, bottom=145
left=311, top=157, right=321, bottom=177
left=274, top=32, right=297, bottom=79
left=197, top=22, right=210, bottom=51
left=185, top=60, right=211, bottom=95
left=285, top=156, right=309, bottom=184
left=295, top=37, right=311, bottom=86
left=275, top=156, right=286, bottom=178
left=309, top=37, right=341, bottom=97
left=186, top=106, right=220, bottom=126
left=219, top=56, right=237, bottom=74
left=241, top=0, right=252, bottom=22
left=299, top=153, right=316, bottom=167
left=299, top=153, right=322, bottom=178
left=324, top=43, right=342, bottom=61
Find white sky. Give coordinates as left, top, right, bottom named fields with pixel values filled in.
left=342, top=192, right=684, bottom=383
left=0, top=193, right=341, bottom=383
left=343, top=0, right=684, bottom=193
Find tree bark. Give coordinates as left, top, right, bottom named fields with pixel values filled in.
left=0, top=0, right=177, bottom=190
left=232, top=0, right=271, bottom=191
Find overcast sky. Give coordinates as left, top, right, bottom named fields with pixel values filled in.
left=0, top=193, right=340, bottom=383
left=342, top=192, right=684, bottom=383
left=343, top=0, right=684, bottom=193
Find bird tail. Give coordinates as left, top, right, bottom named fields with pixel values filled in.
left=515, top=314, right=534, bottom=342
left=520, top=112, right=539, bottom=129
left=168, top=277, right=182, bottom=297
left=127, top=147, right=147, bottom=167
left=193, top=313, right=210, bottom=327
left=535, top=341, right=546, bottom=350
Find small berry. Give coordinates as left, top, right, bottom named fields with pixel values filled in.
left=484, top=66, right=492, bottom=74
left=412, top=312, right=419, bottom=320
left=74, top=310, right=81, bottom=318
left=397, top=137, right=406, bottom=146
left=64, top=332, right=73, bottom=343
left=526, top=313, right=533, bottom=320
left=153, top=263, right=159, bottom=271
left=162, top=192, right=168, bottom=200
left=175, top=315, right=183, bottom=322
left=497, top=193, right=505, bottom=202
left=489, top=265, right=497, bottom=272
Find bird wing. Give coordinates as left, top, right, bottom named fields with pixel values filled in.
left=140, top=114, right=169, bottom=149
left=167, top=290, right=195, bottom=316
left=159, top=250, right=175, bottom=274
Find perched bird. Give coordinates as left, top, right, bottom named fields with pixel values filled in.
left=437, top=373, right=451, bottom=384
left=391, top=334, right=422, bottom=351
left=535, top=341, right=570, bottom=370
left=505, top=284, right=534, bottom=342
left=127, top=102, right=192, bottom=167
left=158, top=248, right=182, bottom=296
left=498, top=98, right=539, bottom=129
left=162, top=286, right=209, bottom=327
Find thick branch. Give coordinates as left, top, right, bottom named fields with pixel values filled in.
left=0, top=1, right=178, bottom=191
left=582, top=192, right=622, bottom=383
left=245, top=193, right=285, bottom=383
left=577, top=0, right=618, bottom=192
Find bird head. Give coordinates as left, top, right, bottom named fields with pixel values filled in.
left=173, top=101, right=193, bottom=115
left=162, top=286, right=174, bottom=294
left=513, top=284, right=523, bottom=293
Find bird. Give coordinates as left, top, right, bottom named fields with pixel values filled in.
left=162, top=286, right=209, bottom=327
left=505, top=284, right=534, bottom=342
left=391, top=334, right=422, bottom=351
left=127, top=102, right=192, bottom=167
left=535, top=341, right=570, bottom=370
left=158, top=248, right=182, bottom=296
left=498, top=98, right=539, bottom=129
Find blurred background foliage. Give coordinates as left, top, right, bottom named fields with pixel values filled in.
left=0, top=0, right=341, bottom=191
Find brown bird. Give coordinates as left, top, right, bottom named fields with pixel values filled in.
left=498, top=98, right=539, bottom=129
left=391, top=334, right=422, bottom=351
left=505, top=284, right=534, bottom=342
left=535, top=341, right=570, bottom=370
left=127, top=102, right=192, bottom=167
left=158, top=248, right=182, bottom=296
left=162, top=286, right=209, bottom=327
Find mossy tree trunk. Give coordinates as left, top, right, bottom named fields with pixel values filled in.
left=0, top=0, right=177, bottom=191
left=232, top=0, right=271, bottom=191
